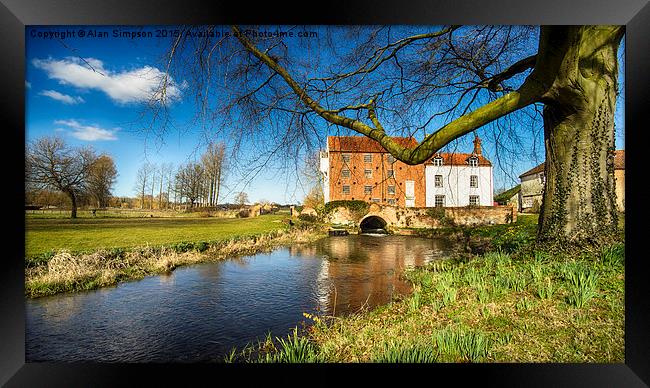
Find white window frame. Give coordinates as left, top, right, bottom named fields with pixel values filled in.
left=387, top=170, right=395, bottom=178
left=364, top=169, right=372, bottom=178
left=435, top=175, right=443, bottom=188
left=435, top=195, right=445, bottom=207
left=468, top=157, right=478, bottom=167
left=387, top=185, right=396, bottom=195
left=470, top=175, right=478, bottom=188
left=364, top=154, right=372, bottom=163
left=342, top=153, right=351, bottom=163
left=433, top=157, right=443, bottom=166
left=469, top=195, right=480, bottom=206
left=342, top=169, right=350, bottom=178
left=364, top=185, right=372, bottom=194
left=342, top=185, right=350, bottom=194
left=386, top=154, right=395, bottom=164
left=387, top=198, right=396, bottom=205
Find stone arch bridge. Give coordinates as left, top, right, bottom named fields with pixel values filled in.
left=324, top=203, right=516, bottom=232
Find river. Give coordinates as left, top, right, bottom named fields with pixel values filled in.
left=26, top=234, right=458, bottom=362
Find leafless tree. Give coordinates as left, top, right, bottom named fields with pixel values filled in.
left=87, top=154, right=118, bottom=208
left=176, top=162, right=205, bottom=207
left=134, top=162, right=154, bottom=209
left=26, top=136, right=98, bottom=218
left=201, top=142, right=228, bottom=206
left=234, top=191, right=249, bottom=206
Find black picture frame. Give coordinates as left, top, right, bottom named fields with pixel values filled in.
left=1, top=0, right=648, bottom=386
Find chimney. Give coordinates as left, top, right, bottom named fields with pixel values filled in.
left=473, top=135, right=482, bottom=156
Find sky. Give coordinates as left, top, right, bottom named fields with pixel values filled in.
left=25, top=26, right=625, bottom=203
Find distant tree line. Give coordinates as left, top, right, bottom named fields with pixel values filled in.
left=133, top=141, right=228, bottom=209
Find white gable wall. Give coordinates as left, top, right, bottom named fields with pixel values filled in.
left=319, top=144, right=330, bottom=203
left=425, top=165, right=493, bottom=207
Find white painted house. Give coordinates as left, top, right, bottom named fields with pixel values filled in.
left=424, top=136, right=494, bottom=207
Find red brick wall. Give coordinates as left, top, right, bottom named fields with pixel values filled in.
left=328, top=151, right=426, bottom=207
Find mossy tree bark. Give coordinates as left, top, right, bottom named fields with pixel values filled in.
left=535, top=26, right=624, bottom=246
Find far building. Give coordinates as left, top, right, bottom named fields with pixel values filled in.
left=319, top=135, right=494, bottom=208
left=518, top=163, right=545, bottom=213
left=613, top=150, right=625, bottom=212
left=518, top=149, right=625, bottom=213
left=424, top=136, right=494, bottom=207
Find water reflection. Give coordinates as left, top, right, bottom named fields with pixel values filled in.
left=300, top=235, right=452, bottom=315
left=26, top=235, right=457, bottom=362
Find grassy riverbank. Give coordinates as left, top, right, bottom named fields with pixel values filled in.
left=25, top=216, right=327, bottom=298
left=230, top=215, right=624, bottom=363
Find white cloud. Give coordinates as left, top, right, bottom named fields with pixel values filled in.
left=25, top=81, right=31, bottom=89
left=33, top=57, right=183, bottom=105
left=39, top=89, right=85, bottom=104
left=54, top=119, right=119, bottom=141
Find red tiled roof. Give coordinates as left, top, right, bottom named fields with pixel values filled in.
left=328, top=136, right=418, bottom=153
left=327, top=136, right=491, bottom=166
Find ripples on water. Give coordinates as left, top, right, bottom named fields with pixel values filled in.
left=26, top=235, right=457, bottom=362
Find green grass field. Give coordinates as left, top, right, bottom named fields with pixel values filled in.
left=26, top=214, right=288, bottom=258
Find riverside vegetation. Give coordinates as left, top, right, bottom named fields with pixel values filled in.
left=225, top=214, right=624, bottom=363
left=25, top=214, right=326, bottom=298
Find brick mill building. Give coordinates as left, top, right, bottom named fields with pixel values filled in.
left=320, top=135, right=493, bottom=208
left=320, top=136, right=426, bottom=207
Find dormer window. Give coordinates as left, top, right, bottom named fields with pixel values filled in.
left=468, top=156, right=478, bottom=167
left=433, top=156, right=443, bottom=166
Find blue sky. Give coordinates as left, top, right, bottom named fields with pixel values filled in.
left=26, top=26, right=625, bottom=202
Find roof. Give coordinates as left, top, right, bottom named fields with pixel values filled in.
left=494, top=184, right=521, bottom=204
left=327, top=136, right=491, bottom=166
left=426, top=152, right=492, bottom=167
left=519, top=163, right=545, bottom=179
left=519, top=150, right=624, bottom=178
left=327, top=136, right=418, bottom=153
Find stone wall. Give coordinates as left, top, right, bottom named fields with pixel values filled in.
left=324, top=203, right=516, bottom=230
left=445, top=206, right=516, bottom=226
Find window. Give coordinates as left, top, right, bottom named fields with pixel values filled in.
left=387, top=185, right=396, bottom=195
left=371, top=198, right=380, bottom=203
left=469, top=195, right=480, bottom=206
left=433, top=156, right=443, bottom=166
left=364, top=185, right=372, bottom=194
left=387, top=170, right=395, bottom=178
left=342, top=169, right=350, bottom=178
left=386, top=154, right=395, bottom=164
left=342, top=153, right=351, bottom=163
left=387, top=199, right=396, bottom=205
left=435, top=175, right=443, bottom=187
left=342, top=185, right=350, bottom=194
left=539, top=172, right=546, bottom=185
left=435, top=195, right=445, bottom=207
left=468, top=157, right=478, bottom=167
left=364, top=169, right=372, bottom=178
left=364, top=154, right=372, bottom=163
left=470, top=175, right=478, bottom=188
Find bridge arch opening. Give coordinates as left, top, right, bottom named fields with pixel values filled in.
left=360, top=215, right=388, bottom=234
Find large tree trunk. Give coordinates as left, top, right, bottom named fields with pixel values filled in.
left=66, top=190, right=78, bottom=219
left=536, top=26, right=624, bottom=246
